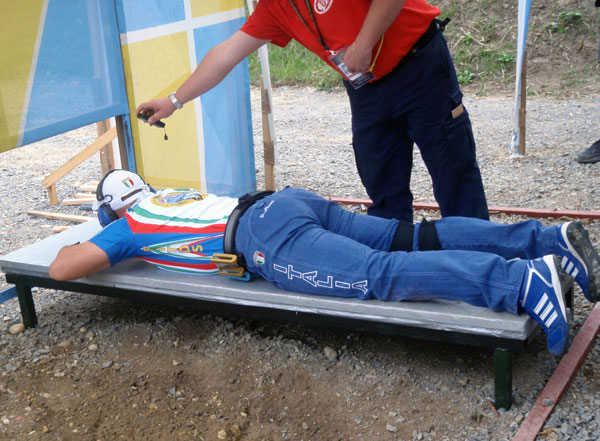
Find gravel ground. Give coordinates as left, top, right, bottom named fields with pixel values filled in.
left=1, top=86, right=600, bottom=441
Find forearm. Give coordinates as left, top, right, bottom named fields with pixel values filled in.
left=137, top=30, right=267, bottom=124
left=173, top=30, right=268, bottom=105
left=173, top=44, right=239, bottom=105
left=49, top=242, right=111, bottom=281
left=353, top=0, right=406, bottom=52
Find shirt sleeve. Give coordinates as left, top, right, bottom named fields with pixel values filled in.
left=240, top=0, right=292, bottom=47
left=89, top=218, right=138, bottom=266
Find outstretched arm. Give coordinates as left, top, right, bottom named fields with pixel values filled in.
left=49, top=242, right=111, bottom=281
left=136, top=30, right=270, bottom=125
left=344, top=0, right=406, bottom=73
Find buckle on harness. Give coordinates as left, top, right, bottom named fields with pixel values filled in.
left=437, top=17, right=451, bottom=32
left=211, top=253, right=251, bottom=281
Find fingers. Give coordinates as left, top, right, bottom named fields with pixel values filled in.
left=344, top=43, right=371, bottom=74
left=135, top=98, right=175, bottom=125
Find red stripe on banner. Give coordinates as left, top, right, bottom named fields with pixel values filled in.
left=126, top=217, right=226, bottom=234
left=140, top=257, right=217, bottom=270
left=327, top=198, right=600, bottom=220
left=512, top=303, right=600, bottom=441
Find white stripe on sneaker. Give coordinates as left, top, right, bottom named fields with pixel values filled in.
left=565, top=261, right=574, bottom=274
left=541, top=303, right=553, bottom=321
left=534, top=293, right=548, bottom=315
left=572, top=268, right=579, bottom=278
left=545, top=311, right=558, bottom=327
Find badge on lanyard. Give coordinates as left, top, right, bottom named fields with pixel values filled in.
left=328, top=47, right=374, bottom=89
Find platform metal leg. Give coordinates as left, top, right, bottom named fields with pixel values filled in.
left=16, top=284, right=37, bottom=328
left=494, top=349, right=513, bottom=409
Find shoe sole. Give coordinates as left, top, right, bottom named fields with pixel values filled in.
left=564, top=222, right=600, bottom=302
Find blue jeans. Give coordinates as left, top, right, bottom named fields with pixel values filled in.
left=235, top=188, right=562, bottom=314
left=344, top=27, right=488, bottom=222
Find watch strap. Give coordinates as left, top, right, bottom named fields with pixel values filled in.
left=169, top=92, right=183, bottom=110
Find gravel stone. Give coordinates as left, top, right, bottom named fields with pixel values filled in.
left=0, top=86, right=599, bottom=440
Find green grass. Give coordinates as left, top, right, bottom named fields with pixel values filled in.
left=248, top=41, right=342, bottom=90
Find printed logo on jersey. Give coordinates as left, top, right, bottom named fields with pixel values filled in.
left=314, top=0, right=333, bottom=14
left=254, top=251, right=265, bottom=265
left=141, top=237, right=218, bottom=259
left=150, top=191, right=206, bottom=208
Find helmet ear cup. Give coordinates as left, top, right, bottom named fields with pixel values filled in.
left=96, top=169, right=119, bottom=227
left=97, top=203, right=118, bottom=227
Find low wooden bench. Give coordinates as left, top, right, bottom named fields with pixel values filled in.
left=0, top=220, right=573, bottom=410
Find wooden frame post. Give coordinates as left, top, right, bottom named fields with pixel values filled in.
left=96, top=119, right=115, bottom=175
left=260, top=76, right=275, bottom=191
left=518, top=50, right=527, bottom=156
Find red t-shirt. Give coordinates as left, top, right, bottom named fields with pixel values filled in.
left=241, top=0, right=441, bottom=80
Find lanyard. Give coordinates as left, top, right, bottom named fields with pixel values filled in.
left=287, top=0, right=330, bottom=52
left=286, top=0, right=384, bottom=71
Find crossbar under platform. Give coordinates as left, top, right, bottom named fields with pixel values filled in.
left=0, top=221, right=559, bottom=409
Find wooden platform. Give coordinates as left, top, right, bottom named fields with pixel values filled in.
left=0, top=221, right=569, bottom=409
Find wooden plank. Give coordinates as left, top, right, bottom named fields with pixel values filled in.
left=52, top=226, right=71, bottom=233
left=327, top=198, right=600, bottom=220
left=27, top=210, right=93, bottom=223
left=42, top=126, right=117, bottom=189
left=62, top=198, right=95, bottom=206
left=79, top=184, right=98, bottom=192
left=512, top=303, right=600, bottom=441
left=74, top=192, right=95, bottom=199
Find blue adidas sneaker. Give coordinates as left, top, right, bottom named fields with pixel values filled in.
left=557, top=221, right=600, bottom=302
left=520, top=255, right=569, bottom=356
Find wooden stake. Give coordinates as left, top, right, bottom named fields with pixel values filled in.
left=518, top=50, right=527, bottom=156
left=260, top=76, right=276, bottom=191
left=47, top=184, right=59, bottom=206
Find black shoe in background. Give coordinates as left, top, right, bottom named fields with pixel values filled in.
left=576, top=139, right=600, bottom=164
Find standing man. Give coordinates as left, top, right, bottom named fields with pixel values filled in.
left=137, top=0, right=489, bottom=223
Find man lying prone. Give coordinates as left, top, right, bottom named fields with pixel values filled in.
left=50, top=170, right=600, bottom=356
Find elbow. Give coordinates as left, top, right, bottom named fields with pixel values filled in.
left=49, top=257, right=80, bottom=281
left=48, top=260, right=69, bottom=281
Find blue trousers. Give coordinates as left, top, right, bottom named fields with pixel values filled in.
left=344, top=27, right=489, bottom=223
left=236, top=188, right=563, bottom=314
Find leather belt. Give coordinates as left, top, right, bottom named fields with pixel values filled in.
left=392, top=18, right=450, bottom=73
left=222, top=190, right=275, bottom=267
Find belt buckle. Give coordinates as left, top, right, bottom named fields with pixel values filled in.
left=211, top=253, right=251, bottom=281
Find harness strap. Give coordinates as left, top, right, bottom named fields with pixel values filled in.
left=216, top=190, right=275, bottom=281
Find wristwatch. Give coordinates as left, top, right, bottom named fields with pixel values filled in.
left=168, top=92, right=183, bottom=110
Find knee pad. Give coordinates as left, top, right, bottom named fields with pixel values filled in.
left=390, top=219, right=415, bottom=252
left=418, top=219, right=442, bottom=251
